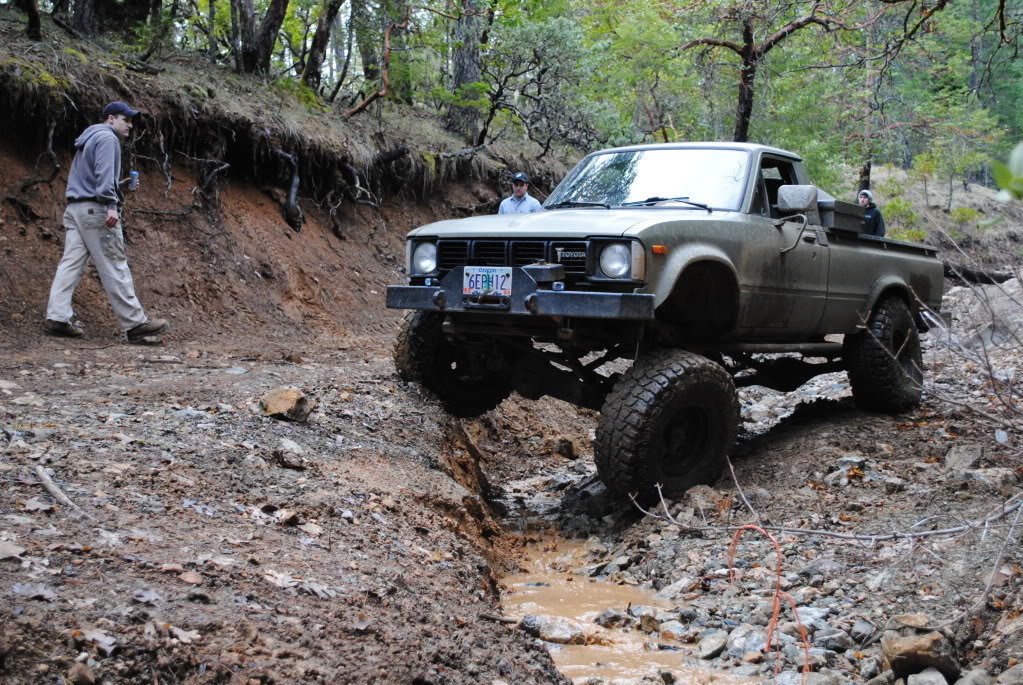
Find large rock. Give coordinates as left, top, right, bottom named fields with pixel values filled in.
left=944, top=278, right=1023, bottom=350
left=960, top=468, right=1018, bottom=488
left=259, top=387, right=316, bottom=422
left=593, top=608, right=633, bottom=628
left=657, top=620, right=687, bottom=641
left=881, top=630, right=960, bottom=681
left=909, top=667, right=950, bottom=684
left=726, top=623, right=766, bottom=657
left=773, top=672, right=843, bottom=685
left=814, top=627, right=854, bottom=651
left=944, top=444, right=984, bottom=472
left=698, top=631, right=727, bottom=659
left=996, top=665, right=1023, bottom=684
left=954, top=669, right=993, bottom=685
left=519, top=615, right=584, bottom=645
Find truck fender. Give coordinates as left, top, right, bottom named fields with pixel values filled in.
left=650, top=245, right=741, bottom=335
left=651, top=243, right=738, bottom=309
left=859, top=277, right=926, bottom=331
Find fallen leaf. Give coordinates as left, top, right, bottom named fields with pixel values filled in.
left=22, top=497, right=54, bottom=513
left=0, top=542, right=26, bottom=560
left=160, top=563, right=185, bottom=573
left=82, top=628, right=117, bottom=655
left=169, top=626, right=200, bottom=644
left=132, top=589, right=162, bottom=605
left=179, top=571, right=203, bottom=585
left=11, top=583, right=57, bottom=601
left=298, top=522, right=322, bottom=536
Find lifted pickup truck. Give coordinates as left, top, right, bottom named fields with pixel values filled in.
left=386, top=142, right=944, bottom=503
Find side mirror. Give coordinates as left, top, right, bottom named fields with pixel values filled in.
left=777, top=185, right=820, bottom=225
left=777, top=185, right=818, bottom=213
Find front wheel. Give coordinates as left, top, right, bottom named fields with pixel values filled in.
left=393, top=311, right=512, bottom=418
left=594, top=349, right=739, bottom=505
left=843, top=295, right=923, bottom=413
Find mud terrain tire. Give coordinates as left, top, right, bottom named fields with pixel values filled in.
left=393, top=311, right=512, bottom=418
left=594, top=349, right=738, bottom=504
left=843, top=295, right=923, bottom=413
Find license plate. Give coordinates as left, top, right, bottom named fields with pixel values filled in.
left=463, top=266, right=512, bottom=296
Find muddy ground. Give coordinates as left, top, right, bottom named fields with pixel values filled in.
left=2, top=112, right=1022, bottom=683
left=3, top=303, right=1022, bottom=684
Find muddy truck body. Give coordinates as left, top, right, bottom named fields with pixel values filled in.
left=386, top=142, right=944, bottom=503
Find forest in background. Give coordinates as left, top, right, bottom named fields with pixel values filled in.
left=3, top=0, right=1022, bottom=211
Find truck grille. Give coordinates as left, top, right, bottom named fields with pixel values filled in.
left=436, top=239, right=590, bottom=278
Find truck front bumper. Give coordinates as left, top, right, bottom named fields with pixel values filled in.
left=386, top=267, right=655, bottom=320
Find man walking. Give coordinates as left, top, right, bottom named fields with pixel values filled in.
left=858, top=189, right=886, bottom=238
left=46, top=102, right=167, bottom=341
left=498, top=171, right=543, bottom=215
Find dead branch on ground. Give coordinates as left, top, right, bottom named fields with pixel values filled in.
left=631, top=485, right=1023, bottom=546
left=35, top=464, right=94, bottom=520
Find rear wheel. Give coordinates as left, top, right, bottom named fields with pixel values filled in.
left=393, top=311, right=512, bottom=418
left=594, top=349, right=738, bottom=504
left=843, top=295, right=923, bottom=413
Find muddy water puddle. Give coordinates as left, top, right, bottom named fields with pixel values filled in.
left=501, top=541, right=753, bottom=683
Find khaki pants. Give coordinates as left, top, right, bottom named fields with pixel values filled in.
left=46, top=201, right=147, bottom=332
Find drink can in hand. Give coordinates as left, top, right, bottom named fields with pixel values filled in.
left=129, top=170, right=140, bottom=190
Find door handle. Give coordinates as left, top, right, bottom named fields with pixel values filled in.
left=802, top=234, right=817, bottom=243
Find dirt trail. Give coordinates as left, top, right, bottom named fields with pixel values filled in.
left=3, top=135, right=1023, bottom=684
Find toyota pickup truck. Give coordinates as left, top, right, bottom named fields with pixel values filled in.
left=386, top=142, right=944, bottom=503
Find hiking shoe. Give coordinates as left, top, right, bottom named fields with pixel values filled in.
left=45, top=319, right=84, bottom=338
left=127, top=318, right=168, bottom=339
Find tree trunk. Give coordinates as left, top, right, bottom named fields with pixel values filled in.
left=229, top=0, right=244, bottom=71
left=16, top=0, right=43, bottom=40
left=301, top=0, right=347, bottom=91
left=207, top=0, right=217, bottom=59
left=253, top=0, right=290, bottom=74
left=858, top=161, right=872, bottom=193
left=445, top=0, right=482, bottom=138
left=328, top=0, right=356, bottom=102
left=235, top=0, right=258, bottom=72
left=353, top=0, right=380, bottom=83
left=73, top=0, right=98, bottom=35
left=731, top=21, right=756, bottom=143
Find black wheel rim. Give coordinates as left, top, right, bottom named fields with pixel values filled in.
left=659, top=405, right=711, bottom=478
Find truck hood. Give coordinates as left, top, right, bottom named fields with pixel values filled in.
left=406, top=209, right=649, bottom=238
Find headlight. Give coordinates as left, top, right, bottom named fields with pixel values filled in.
left=599, top=243, right=631, bottom=278
left=412, top=242, right=437, bottom=274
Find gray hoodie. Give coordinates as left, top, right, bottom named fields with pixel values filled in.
left=66, top=124, right=122, bottom=210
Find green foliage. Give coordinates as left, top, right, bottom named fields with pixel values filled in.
left=875, top=177, right=905, bottom=199
left=889, top=228, right=927, bottom=243
left=883, top=197, right=919, bottom=230
left=271, top=78, right=326, bottom=111
left=992, top=142, right=1023, bottom=201
left=950, top=207, right=982, bottom=226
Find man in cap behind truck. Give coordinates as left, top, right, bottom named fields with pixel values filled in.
left=858, top=189, right=886, bottom=237
left=498, top=171, right=543, bottom=215
left=45, top=101, right=168, bottom=342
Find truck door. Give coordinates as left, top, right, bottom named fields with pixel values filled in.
left=738, top=158, right=830, bottom=333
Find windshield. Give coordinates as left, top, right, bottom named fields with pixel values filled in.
left=545, top=148, right=749, bottom=211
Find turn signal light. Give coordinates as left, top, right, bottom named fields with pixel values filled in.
left=652, top=245, right=668, bottom=255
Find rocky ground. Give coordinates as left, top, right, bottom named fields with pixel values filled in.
left=3, top=278, right=1023, bottom=685
left=488, top=280, right=1023, bottom=685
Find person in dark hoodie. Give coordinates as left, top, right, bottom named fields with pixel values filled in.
left=858, top=189, right=886, bottom=237
left=45, top=102, right=167, bottom=341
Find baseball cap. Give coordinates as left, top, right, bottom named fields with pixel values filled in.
left=102, top=102, right=141, bottom=119
left=511, top=171, right=529, bottom=184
